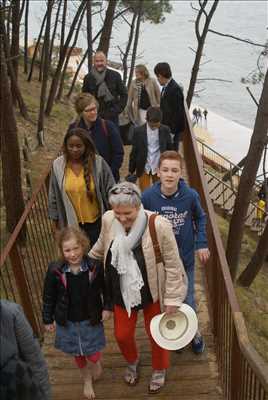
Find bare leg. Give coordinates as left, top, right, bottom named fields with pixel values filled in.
left=88, top=359, right=103, bottom=381
left=80, top=366, right=95, bottom=399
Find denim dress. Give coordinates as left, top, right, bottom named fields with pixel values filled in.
left=54, top=267, right=106, bottom=356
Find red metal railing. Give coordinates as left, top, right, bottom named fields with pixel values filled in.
left=0, top=165, right=56, bottom=339
left=183, top=102, right=268, bottom=399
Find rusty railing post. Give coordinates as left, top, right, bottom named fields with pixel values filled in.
left=9, top=242, right=40, bottom=336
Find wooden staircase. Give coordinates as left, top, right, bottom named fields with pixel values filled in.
left=42, top=256, right=223, bottom=400
left=196, top=139, right=265, bottom=235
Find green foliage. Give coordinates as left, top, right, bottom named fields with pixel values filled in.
left=120, top=0, right=173, bottom=24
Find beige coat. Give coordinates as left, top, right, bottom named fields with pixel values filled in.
left=89, top=210, right=187, bottom=311
left=127, top=78, right=161, bottom=124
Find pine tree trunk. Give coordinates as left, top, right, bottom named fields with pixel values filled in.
left=0, top=34, right=25, bottom=238
left=60, top=0, right=67, bottom=59
left=86, top=0, right=92, bottom=71
left=45, top=0, right=86, bottom=116
left=10, top=0, right=20, bottom=104
left=38, top=40, right=45, bottom=82
left=186, top=0, right=219, bottom=107
left=122, top=12, right=137, bottom=85
left=27, top=10, right=47, bottom=82
left=127, top=0, right=143, bottom=89
left=49, top=0, right=62, bottom=65
left=0, top=12, right=30, bottom=120
left=97, top=0, right=117, bottom=57
left=56, top=5, right=86, bottom=101
left=23, top=0, right=29, bottom=73
left=237, top=222, right=268, bottom=286
left=37, top=0, right=54, bottom=146
left=226, top=69, right=268, bottom=280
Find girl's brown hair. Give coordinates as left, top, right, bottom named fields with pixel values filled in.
left=63, top=128, right=97, bottom=201
left=57, top=226, right=90, bottom=258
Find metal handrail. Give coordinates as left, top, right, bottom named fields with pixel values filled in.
left=184, top=102, right=268, bottom=398
left=204, top=168, right=263, bottom=222
left=196, top=137, right=244, bottom=172
left=0, top=163, right=55, bottom=338
left=196, top=137, right=263, bottom=190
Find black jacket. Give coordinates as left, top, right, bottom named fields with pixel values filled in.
left=82, top=68, right=128, bottom=122
left=42, top=257, right=112, bottom=327
left=160, top=79, right=185, bottom=148
left=68, top=117, right=124, bottom=182
left=129, top=123, right=173, bottom=177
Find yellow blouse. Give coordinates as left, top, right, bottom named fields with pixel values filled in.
left=64, top=166, right=100, bottom=224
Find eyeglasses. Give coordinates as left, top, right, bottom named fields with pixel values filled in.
left=109, top=186, right=141, bottom=197
left=84, top=106, right=97, bottom=113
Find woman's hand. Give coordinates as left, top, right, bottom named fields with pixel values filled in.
left=164, top=305, right=178, bottom=315
left=102, top=310, right=112, bottom=321
left=44, top=323, right=55, bottom=333
left=196, top=248, right=210, bottom=264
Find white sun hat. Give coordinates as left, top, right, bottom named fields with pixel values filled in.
left=150, top=304, right=198, bottom=351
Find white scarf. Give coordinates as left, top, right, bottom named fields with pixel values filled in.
left=111, top=207, right=147, bottom=317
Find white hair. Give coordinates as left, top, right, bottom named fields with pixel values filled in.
left=109, top=182, right=141, bottom=208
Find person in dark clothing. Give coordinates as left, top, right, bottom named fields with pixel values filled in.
left=154, top=62, right=185, bottom=150
left=0, top=300, right=51, bottom=400
left=127, top=106, right=173, bottom=191
left=142, top=151, right=210, bottom=354
left=82, top=51, right=128, bottom=125
left=43, top=226, right=112, bottom=399
left=68, top=93, right=124, bottom=182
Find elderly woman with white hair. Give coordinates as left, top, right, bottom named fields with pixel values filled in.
left=89, top=182, right=187, bottom=394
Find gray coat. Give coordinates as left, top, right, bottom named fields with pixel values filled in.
left=48, top=154, right=115, bottom=228
left=0, top=300, right=51, bottom=400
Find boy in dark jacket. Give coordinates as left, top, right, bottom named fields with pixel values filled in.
left=127, top=106, right=173, bottom=192
left=142, top=151, right=210, bottom=354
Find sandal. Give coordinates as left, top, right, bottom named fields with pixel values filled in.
left=124, top=360, right=139, bottom=386
left=148, top=370, right=166, bottom=394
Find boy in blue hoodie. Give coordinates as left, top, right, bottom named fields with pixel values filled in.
left=142, top=151, right=210, bottom=354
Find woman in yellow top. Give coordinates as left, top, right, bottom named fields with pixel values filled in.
left=48, top=128, right=115, bottom=246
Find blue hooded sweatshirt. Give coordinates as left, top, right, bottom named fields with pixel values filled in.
left=141, top=179, right=208, bottom=268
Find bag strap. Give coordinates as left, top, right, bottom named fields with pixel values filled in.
left=101, top=118, right=108, bottom=136
left=149, top=214, right=163, bottom=264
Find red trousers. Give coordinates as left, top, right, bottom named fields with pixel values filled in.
left=114, top=302, right=169, bottom=370
left=74, top=352, right=101, bottom=369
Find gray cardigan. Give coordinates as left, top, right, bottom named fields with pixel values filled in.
left=0, top=300, right=51, bottom=400
left=48, top=154, right=115, bottom=228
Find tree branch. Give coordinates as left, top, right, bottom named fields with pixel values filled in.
left=188, top=46, right=197, bottom=54
left=196, top=77, right=232, bottom=83
left=208, top=29, right=268, bottom=48
left=246, top=86, right=259, bottom=107
left=200, top=59, right=212, bottom=66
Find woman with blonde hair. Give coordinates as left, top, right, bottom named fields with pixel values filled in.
left=127, top=64, right=160, bottom=126
left=68, top=93, right=124, bottom=182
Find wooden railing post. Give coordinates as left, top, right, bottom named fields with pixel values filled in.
left=230, top=323, right=242, bottom=400
left=9, top=242, right=39, bottom=336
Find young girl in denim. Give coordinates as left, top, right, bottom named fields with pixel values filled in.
left=43, top=226, right=111, bottom=399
